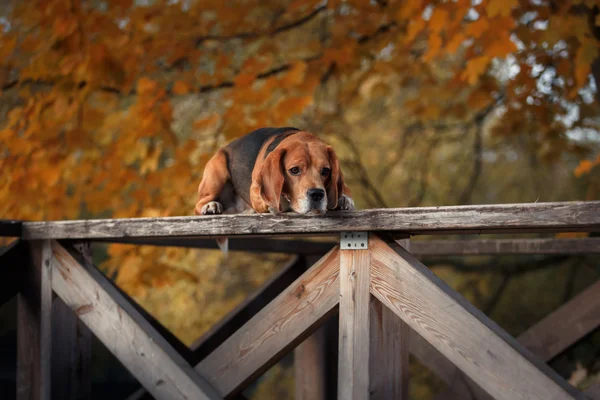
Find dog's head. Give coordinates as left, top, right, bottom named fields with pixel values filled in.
left=257, top=131, right=347, bottom=215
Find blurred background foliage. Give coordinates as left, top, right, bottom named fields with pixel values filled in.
left=1, top=0, right=600, bottom=398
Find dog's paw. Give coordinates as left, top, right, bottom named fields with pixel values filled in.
left=338, top=194, right=355, bottom=211
left=201, top=201, right=223, bottom=215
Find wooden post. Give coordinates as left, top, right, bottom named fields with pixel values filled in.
left=338, top=233, right=371, bottom=400
left=369, top=237, right=410, bottom=400
left=17, top=240, right=52, bottom=400
left=295, top=255, right=327, bottom=400
left=51, top=242, right=92, bottom=400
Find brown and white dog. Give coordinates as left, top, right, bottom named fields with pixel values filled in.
left=194, top=127, right=355, bottom=250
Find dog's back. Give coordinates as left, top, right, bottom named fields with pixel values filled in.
left=224, top=127, right=299, bottom=204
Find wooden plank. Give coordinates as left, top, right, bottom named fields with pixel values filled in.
left=338, top=245, right=370, bottom=400
left=410, top=238, right=600, bottom=256
left=369, top=234, right=582, bottom=400
left=96, top=237, right=336, bottom=255
left=50, top=241, right=221, bottom=400
left=518, top=279, right=600, bottom=361
left=0, top=240, right=26, bottom=305
left=369, top=298, right=409, bottom=400
left=21, top=201, right=600, bottom=239
left=418, top=280, right=600, bottom=399
left=196, top=248, right=340, bottom=398
left=295, top=328, right=327, bottom=400
left=51, top=242, right=92, bottom=400
left=17, top=240, right=52, bottom=400
left=295, top=255, right=328, bottom=400
left=585, top=383, right=600, bottom=400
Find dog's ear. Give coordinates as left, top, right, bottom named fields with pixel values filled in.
left=259, top=149, right=286, bottom=212
left=326, top=146, right=345, bottom=209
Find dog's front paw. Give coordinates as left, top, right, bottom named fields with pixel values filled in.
left=201, top=201, right=223, bottom=215
left=338, top=194, right=355, bottom=211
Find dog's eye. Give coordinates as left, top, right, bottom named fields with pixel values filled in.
left=321, top=167, right=331, bottom=176
left=289, top=167, right=301, bottom=175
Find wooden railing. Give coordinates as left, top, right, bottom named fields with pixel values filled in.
left=1, top=200, right=599, bottom=400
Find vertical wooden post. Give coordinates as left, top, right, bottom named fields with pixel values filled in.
left=18, top=240, right=52, bottom=400
left=338, top=233, right=371, bottom=400
left=52, top=240, right=92, bottom=400
left=295, top=256, right=327, bottom=400
left=368, top=237, right=410, bottom=400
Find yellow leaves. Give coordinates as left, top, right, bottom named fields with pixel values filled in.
left=423, top=33, right=443, bottom=62
left=446, top=33, right=467, bottom=54
left=193, top=112, right=221, bottom=132
left=574, top=155, right=600, bottom=177
left=405, top=18, right=426, bottom=43
left=280, top=61, right=307, bottom=88
left=461, top=56, right=490, bottom=85
left=137, top=77, right=159, bottom=95
left=429, top=8, right=449, bottom=34
left=485, top=32, right=518, bottom=58
left=465, top=18, right=489, bottom=39
left=52, top=16, right=78, bottom=39
left=574, top=37, right=598, bottom=90
left=234, top=72, right=255, bottom=89
left=173, top=81, right=192, bottom=95
left=486, top=0, right=518, bottom=18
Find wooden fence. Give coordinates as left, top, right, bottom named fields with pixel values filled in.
left=2, top=200, right=600, bottom=400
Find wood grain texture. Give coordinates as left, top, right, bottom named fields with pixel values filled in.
left=17, top=240, right=52, bottom=400
left=338, top=248, right=370, bottom=400
left=50, top=241, right=221, bottom=400
left=197, top=248, right=340, bottom=398
left=409, top=238, right=600, bottom=256
left=518, top=279, right=600, bottom=361
left=294, top=328, right=327, bottom=400
left=369, top=298, right=409, bottom=400
left=419, top=280, right=600, bottom=399
left=51, top=242, right=92, bottom=400
left=369, top=234, right=582, bottom=400
left=295, top=255, right=328, bottom=400
left=21, top=201, right=600, bottom=239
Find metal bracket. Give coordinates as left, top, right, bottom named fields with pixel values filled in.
left=340, top=232, right=368, bottom=250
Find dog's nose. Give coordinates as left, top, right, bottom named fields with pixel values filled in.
left=308, top=188, right=325, bottom=203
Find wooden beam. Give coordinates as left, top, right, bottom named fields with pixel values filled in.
left=17, top=241, right=52, bottom=400
left=585, top=383, right=600, bottom=400
left=416, top=280, right=600, bottom=399
left=518, top=279, right=600, bottom=361
left=0, top=240, right=26, bottom=305
left=295, top=328, right=327, bottom=400
left=50, top=241, right=221, bottom=400
left=21, top=201, right=600, bottom=239
left=196, top=247, right=341, bottom=398
left=369, top=298, right=409, bottom=400
left=96, top=237, right=336, bottom=255
left=294, top=255, right=328, bottom=400
left=409, top=238, right=600, bottom=256
left=51, top=242, right=92, bottom=400
left=369, top=234, right=582, bottom=400
left=338, top=244, right=370, bottom=400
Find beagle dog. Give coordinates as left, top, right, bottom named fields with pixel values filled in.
left=194, top=127, right=355, bottom=219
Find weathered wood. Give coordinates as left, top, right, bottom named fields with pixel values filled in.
left=585, top=383, right=600, bottom=400
left=51, top=242, right=92, bottom=400
left=369, top=298, right=410, bottom=400
left=419, top=280, right=600, bottom=399
left=369, top=234, right=581, bottom=400
left=21, top=201, right=600, bottom=239
left=294, top=255, right=328, bottom=400
left=0, top=240, right=26, bottom=305
left=17, top=240, right=52, bottom=400
left=50, top=241, right=221, bottom=400
left=409, top=238, right=600, bottom=256
left=518, top=279, right=600, bottom=361
left=97, top=237, right=336, bottom=255
left=338, top=245, right=370, bottom=400
left=295, top=328, right=327, bottom=400
left=196, top=248, right=340, bottom=398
